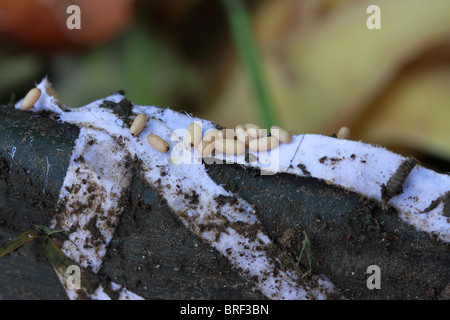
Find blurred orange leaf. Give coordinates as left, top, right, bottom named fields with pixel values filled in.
left=0, top=0, right=135, bottom=51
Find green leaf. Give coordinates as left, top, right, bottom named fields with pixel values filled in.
left=44, top=237, right=101, bottom=295
left=0, top=55, right=41, bottom=91
left=0, top=229, right=40, bottom=258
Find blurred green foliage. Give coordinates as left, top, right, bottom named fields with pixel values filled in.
left=0, top=21, right=205, bottom=109
left=0, top=0, right=260, bottom=113
left=50, top=22, right=204, bottom=109
left=0, top=0, right=218, bottom=110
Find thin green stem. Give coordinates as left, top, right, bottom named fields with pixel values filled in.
left=298, top=231, right=313, bottom=275
left=34, top=224, right=68, bottom=246
left=223, top=0, right=278, bottom=128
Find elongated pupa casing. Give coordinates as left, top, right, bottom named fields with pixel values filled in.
left=130, top=114, right=147, bottom=136
left=198, top=129, right=219, bottom=156
left=185, top=122, right=202, bottom=148
left=337, top=126, right=351, bottom=140
left=21, top=88, right=41, bottom=111
left=248, top=136, right=279, bottom=152
left=235, top=124, right=250, bottom=146
left=381, top=158, right=418, bottom=203
left=244, top=123, right=263, bottom=138
left=148, top=133, right=169, bottom=153
left=45, top=86, right=64, bottom=108
left=214, top=138, right=245, bottom=155
left=270, top=126, right=292, bottom=144
left=217, top=128, right=235, bottom=140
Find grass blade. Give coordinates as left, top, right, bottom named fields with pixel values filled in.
left=223, top=0, right=278, bottom=128
left=0, top=229, right=40, bottom=258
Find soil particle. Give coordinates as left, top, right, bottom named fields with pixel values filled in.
left=297, top=163, right=311, bottom=176
left=214, top=194, right=239, bottom=208
left=100, top=98, right=134, bottom=127
left=73, top=155, right=85, bottom=163
left=86, top=216, right=103, bottom=244
left=184, top=190, right=200, bottom=205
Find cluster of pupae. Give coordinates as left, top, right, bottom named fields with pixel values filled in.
left=21, top=86, right=350, bottom=158
left=130, top=113, right=293, bottom=156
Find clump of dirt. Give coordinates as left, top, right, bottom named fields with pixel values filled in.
left=297, top=163, right=311, bottom=176
left=99, top=98, right=134, bottom=128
